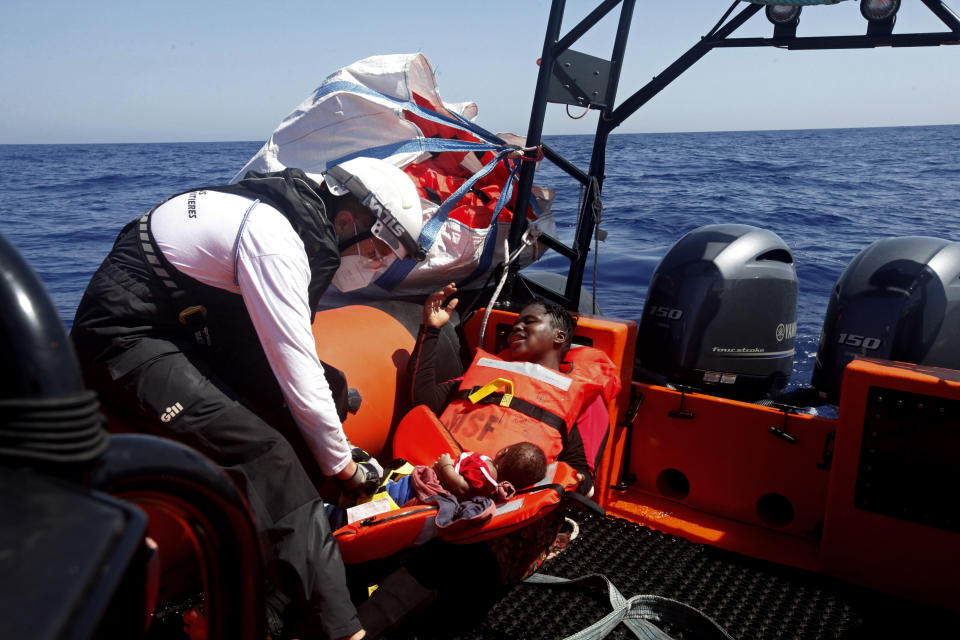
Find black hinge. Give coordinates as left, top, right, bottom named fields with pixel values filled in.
left=612, top=387, right=644, bottom=491
left=769, top=403, right=800, bottom=444
left=668, top=385, right=696, bottom=419
left=816, top=430, right=835, bottom=471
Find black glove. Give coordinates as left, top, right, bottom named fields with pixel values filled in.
left=351, top=446, right=372, bottom=463
left=341, top=456, right=384, bottom=497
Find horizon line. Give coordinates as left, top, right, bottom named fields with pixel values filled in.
left=3, top=122, right=958, bottom=146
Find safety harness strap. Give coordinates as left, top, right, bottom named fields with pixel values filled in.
left=524, top=573, right=734, bottom=640
left=137, top=208, right=213, bottom=346
left=138, top=208, right=180, bottom=296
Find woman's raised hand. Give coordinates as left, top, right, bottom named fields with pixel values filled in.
left=423, top=282, right=458, bottom=329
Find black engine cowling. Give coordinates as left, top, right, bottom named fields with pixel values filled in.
left=812, top=235, right=960, bottom=404
left=636, top=224, right=798, bottom=401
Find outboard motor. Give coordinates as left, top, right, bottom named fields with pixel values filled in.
left=811, top=236, right=960, bottom=404
left=636, top=224, right=798, bottom=401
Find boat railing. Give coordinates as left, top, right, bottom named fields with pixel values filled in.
left=509, top=0, right=960, bottom=311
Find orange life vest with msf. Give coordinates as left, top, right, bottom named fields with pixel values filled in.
left=440, top=348, right=607, bottom=462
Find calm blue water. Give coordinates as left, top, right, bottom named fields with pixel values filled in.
left=2, top=125, right=958, bottom=389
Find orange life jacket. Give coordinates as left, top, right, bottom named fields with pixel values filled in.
left=402, top=93, right=535, bottom=230
left=439, top=348, right=614, bottom=463
left=332, top=347, right=620, bottom=565
left=334, top=457, right=581, bottom=564
left=563, top=344, right=622, bottom=406
left=335, top=405, right=583, bottom=564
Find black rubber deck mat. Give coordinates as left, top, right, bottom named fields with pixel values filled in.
left=144, top=590, right=201, bottom=639
left=431, top=513, right=958, bottom=640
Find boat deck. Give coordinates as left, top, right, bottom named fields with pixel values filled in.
left=143, top=510, right=959, bottom=639
left=439, top=512, right=958, bottom=640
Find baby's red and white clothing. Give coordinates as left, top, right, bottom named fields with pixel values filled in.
left=454, top=452, right=498, bottom=499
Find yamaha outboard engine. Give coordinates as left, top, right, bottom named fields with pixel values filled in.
left=636, top=224, right=798, bottom=401
left=811, top=236, right=960, bottom=404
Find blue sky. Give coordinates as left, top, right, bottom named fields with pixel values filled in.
left=2, top=1, right=957, bottom=144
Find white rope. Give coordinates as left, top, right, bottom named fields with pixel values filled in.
left=590, top=178, right=602, bottom=314
left=478, top=227, right=539, bottom=347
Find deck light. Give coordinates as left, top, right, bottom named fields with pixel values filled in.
left=860, top=0, right=899, bottom=35
left=860, top=0, right=899, bottom=21
left=765, top=5, right=801, bottom=38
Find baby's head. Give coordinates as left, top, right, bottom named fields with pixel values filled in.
left=492, top=442, right=547, bottom=489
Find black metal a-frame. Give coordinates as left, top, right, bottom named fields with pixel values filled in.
left=508, top=0, right=960, bottom=311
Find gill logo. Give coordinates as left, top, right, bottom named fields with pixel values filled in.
left=161, top=402, right=184, bottom=423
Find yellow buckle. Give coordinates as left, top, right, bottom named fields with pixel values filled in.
left=468, top=377, right=514, bottom=407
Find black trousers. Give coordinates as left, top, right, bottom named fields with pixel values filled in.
left=84, top=341, right=360, bottom=640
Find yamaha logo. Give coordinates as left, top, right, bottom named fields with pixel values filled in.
left=161, top=402, right=184, bottom=423
left=776, top=322, right=796, bottom=342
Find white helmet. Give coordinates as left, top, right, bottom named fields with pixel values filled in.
left=318, top=157, right=424, bottom=261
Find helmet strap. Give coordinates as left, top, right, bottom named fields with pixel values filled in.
left=337, top=229, right=374, bottom=253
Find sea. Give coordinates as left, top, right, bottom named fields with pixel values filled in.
left=2, top=124, right=958, bottom=391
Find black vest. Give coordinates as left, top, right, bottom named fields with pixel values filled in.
left=209, top=168, right=340, bottom=311
left=72, top=169, right=340, bottom=382
left=71, top=169, right=346, bottom=419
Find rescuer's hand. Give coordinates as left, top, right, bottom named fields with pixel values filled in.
left=423, top=282, right=458, bottom=329
left=340, top=457, right=384, bottom=496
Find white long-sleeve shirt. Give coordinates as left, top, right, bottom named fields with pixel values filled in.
left=150, top=189, right=351, bottom=476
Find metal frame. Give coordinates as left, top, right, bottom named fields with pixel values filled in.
left=509, top=0, right=960, bottom=310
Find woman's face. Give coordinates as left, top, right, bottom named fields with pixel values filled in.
left=508, top=304, right=559, bottom=361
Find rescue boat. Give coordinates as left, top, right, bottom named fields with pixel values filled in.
left=3, top=1, right=960, bottom=639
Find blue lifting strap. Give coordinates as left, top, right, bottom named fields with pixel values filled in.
left=373, top=146, right=517, bottom=290
left=314, top=79, right=539, bottom=292
left=314, top=80, right=507, bottom=146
